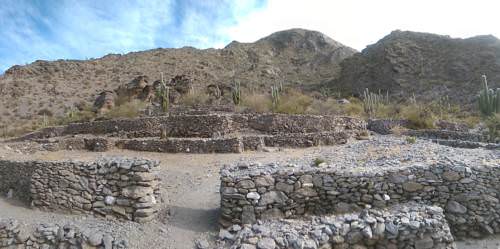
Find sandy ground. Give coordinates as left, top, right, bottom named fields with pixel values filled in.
left=0, top=142, right=500, bottom=248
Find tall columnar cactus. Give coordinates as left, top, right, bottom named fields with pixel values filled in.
left=232, top=81, right=241, bottom=105
left=156, top=72, right=170, bottom=112
left=271, top=85, right=281, bottom=110
left=363, top=88, right=387, bottom=116
left=479, top=75, right=500, bottom=116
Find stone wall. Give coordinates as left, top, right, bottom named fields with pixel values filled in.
left=0, top=160, right=36, bottom=203
left=0, top=218, right=126, bottom=248
left=16, top=114, right=366, bottom=141
left=0, top=158, right=161, bottom=223
left=220, top=159, right=500, bottom=238
left=116, top=137, right=243, bottom=153
left=221, top=204, right=455, bottom=249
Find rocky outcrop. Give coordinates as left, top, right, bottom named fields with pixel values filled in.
left=334, top=30, right=500, bottom=106
left=94, top=91, right=116, bottom=113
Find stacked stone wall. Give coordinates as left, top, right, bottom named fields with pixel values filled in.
left=0, top=218, right=126, bottom=248
left=220, top=160, right=500, bottom=238
left=222, top=204, right=455, bottom=249
left=0, top=158, right=161, bottom=223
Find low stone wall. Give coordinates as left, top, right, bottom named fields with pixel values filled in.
left=220, top=159, right=500, bottom=238
left=116, top=137, right=243, bottom=153
left=15, top=114, right=235, bottom=140
left=0, top=158, right=161, bottom=223
left=30, top=158, right=161, bottom=223
left=0, top=160, right=36, bottom=202
left=0, top=218, right=126, bottom=248
left=221, top=204, right=455, bottom=249
left=16, top=114, right=366, bottom=141
left=405, top=129, right=486, bottom=142
left=234, top=114, right=365, bottom=134
left=433, top=139, right=500, bottom=150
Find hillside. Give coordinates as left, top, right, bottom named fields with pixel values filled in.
left=332, top=30, right=500, bottom=104
left=0, top=28, right=356, bottom=132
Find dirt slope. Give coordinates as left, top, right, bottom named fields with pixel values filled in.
left=0, top=28, right=356, bottom=131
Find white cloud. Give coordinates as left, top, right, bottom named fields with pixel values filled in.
left=224, top=0, right=500, bottom=50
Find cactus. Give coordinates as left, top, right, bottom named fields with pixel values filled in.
left=271, top=85, right=281, bottom=111
left=479, top=75, right=500, bottom=116
left=363, top=88, right=388, bottom=116
left=232, top=81, right=241, bottom=105
left=156, top=72, right=170, bottom=112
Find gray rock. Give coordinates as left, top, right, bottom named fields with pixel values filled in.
left=257, top=237, right=276, bottom=249
left=446, top=201, right=467, bottom=214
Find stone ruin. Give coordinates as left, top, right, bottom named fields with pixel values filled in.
left=12, top=113, right=367, bottom=154
left=0, top=157, right=161, bottom=220
left=218, top=138, right=500, bottom=248
left=0, top=157, right=161, bottom=248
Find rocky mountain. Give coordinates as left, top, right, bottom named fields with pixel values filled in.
left=332, top=30, right=500, bottom=104
left=0, top=28, right=356, bottom=131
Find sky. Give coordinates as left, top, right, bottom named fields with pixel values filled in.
left=1, top=0, right=499, bottom=73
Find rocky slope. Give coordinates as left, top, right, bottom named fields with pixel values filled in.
left=332, top=30, right=500, bottom=104
left=0, top=28, right=356, bottom=131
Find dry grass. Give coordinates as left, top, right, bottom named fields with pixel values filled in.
left=102, top=100, right=146, bottom=119
left=241, top=93, right=272, bottom=113
left=178, top=89, right=210, bottom=107
left=275, top=90, right=313, bottom=114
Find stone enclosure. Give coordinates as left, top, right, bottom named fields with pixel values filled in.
left=13, top=113, right=367, bottom=154
left=219, top=137, right=500, bottom=248
left=0, top=157, right=161, bottom=223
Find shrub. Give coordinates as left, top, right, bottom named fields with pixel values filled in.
left=400, top=104, right=436, bottom=129
left=485, top=114, right=500, bottom=143
left=313, top=158, right=325, bottom=167
left=178, top=89, right=210, bottom=107
left=405, top=136, right=417, bottom=144
left=275, top=90, right=313, bottom=114
left=241, top=93, right=272, bottom=113
left=103, top=100, right=146, bottom=119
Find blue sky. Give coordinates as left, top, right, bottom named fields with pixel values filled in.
left=0, top=0, right=266, bottom=72
left=2, top=0, right=499, bottom=73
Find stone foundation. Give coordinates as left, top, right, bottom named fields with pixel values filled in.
left=220, top=158, right=500, bottom=238
left=0, top=218, right=126, bottom=248
left=0, top=157, right=161, bottom=223
left=116, top=137, right=243, bottom=153
left=221, top=204, right=455, bottom=249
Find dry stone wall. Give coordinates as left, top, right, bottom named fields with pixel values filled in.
left=116, top=137, right=243, bottom=153
left=16, top=114, right=366, bottom=141
left=221, top=204, right=454, bottom=249
left=220, top=159, right=500, bottom=238
left=0, top=158, right=161, bottom=223
left=0, top=218, right=126, bottom=248
left=0, top=160, right=36, bottom=203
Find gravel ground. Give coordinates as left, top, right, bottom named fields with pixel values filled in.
left=0, top=135, right=499, bottom=249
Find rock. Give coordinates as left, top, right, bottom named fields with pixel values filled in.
left=259, top=191, right=288, bottom=206
left=414, top=237, right=434, bottom=249
left=195, top=239, right=210, bottom=249
left=257, top=237, right=276, bottom=249
left=104, top=196, right=115, bottom=205
left=442, top=171, right=461, bottom=181
left=219, top=229, right=234, bottom=241
left=247, top=192, right=261, bottom=200
left=88, top=233, right=103, bottom=246
left=121, top=186, right=153, bottom=199
left=237, top=180, right=256, bottom=189
left=446, top=201, right=467, bottom=214
left=255, top=176, right=275, bottom=187
left=102, top=234, right=113, bottom=249
left=240, top=244, right=257, bottom=249
left=6, top=189, right=13, bottom=199
left=402, top=182, right=423, bottom=192
left=242, top=206, right=256, bottom=224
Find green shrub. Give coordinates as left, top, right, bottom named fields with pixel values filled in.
left=405, top=136, right=417, bottom=144
left=313, top=158, right=325, bottom=167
